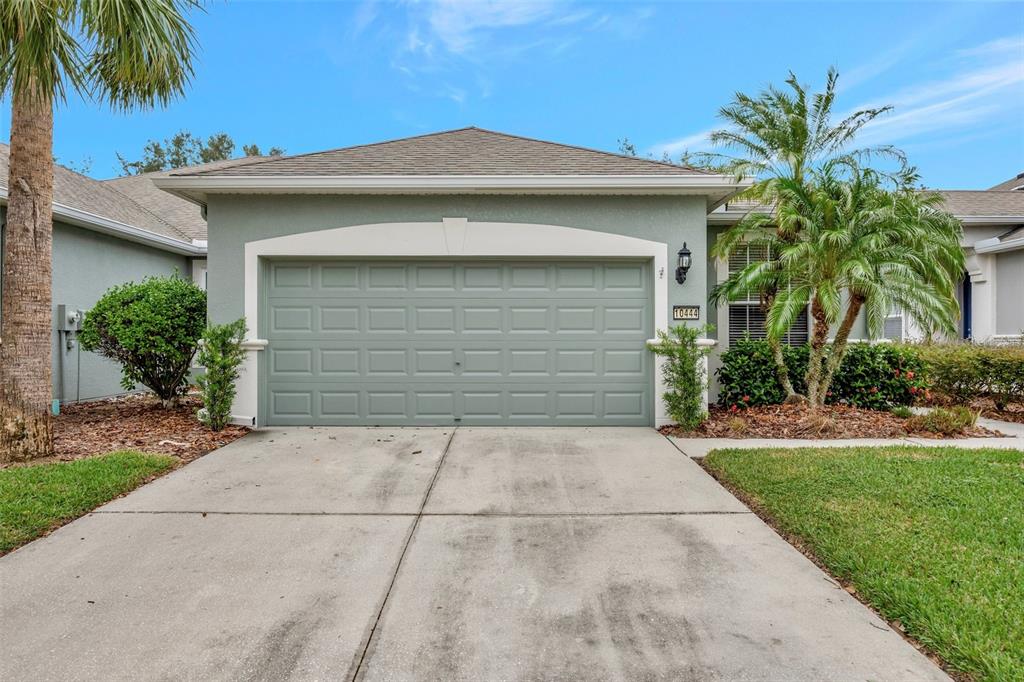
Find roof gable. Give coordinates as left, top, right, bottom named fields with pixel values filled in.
left=172, top=127, right=708, bottom=178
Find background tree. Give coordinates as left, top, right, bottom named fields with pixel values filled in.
left=117, top=130, right=284, bottom=174
left=704, top=68, right=905, bottom=401
left=0, top=0, right=200, bottom=459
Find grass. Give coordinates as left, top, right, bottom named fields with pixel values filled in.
left=703, top=446, right=1023, bottom=681
left=0, top=451, right=175, bottom=555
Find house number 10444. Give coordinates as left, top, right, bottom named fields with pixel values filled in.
left=672, top=305, right=700, bottom=321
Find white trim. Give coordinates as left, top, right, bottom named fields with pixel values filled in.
left=0, top=188, right=204, bottom=256
left=236, top=219, right=672, bottom=426
left=960, top=216, right=1024, bottom=225
left=154, top=174, right=752, bottom=211
left=156, top=173, right=748, bottom=192
left=975, top=235, right=1024, bottom=254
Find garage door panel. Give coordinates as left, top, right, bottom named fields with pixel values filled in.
left=264, top=260, right=652, bottom=425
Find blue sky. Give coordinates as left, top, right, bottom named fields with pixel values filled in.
left=7, top=0, right=1023, bottom=188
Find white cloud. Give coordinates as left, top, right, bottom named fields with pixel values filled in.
left=853, top=37, right=1024, bottom=146
left=649, top=128, right=716, bottom=159
left=370, top=0, right=655, bottom=105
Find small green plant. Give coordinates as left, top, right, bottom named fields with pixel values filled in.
left=890, top=405, right=913, bottom=419
left=648, top=325, right=713, bottom=430
left=196, top=319, right=247, bottom=431
left=905, top=406, right=978, bottom=436
left=79, top=276, right=207, bottom=407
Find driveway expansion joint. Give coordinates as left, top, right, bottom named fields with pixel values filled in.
left=349, top=426, right=458, bottom=681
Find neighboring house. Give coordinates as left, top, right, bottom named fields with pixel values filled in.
left=155, top=127, right=749, bottom=427
left=0, top=146, right=271, bottom=406
left=0, top=144, right=203, bottom=405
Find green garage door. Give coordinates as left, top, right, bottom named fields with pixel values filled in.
left=263, top=259, right=653, bottom=426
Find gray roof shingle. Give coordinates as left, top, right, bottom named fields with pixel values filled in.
left=0, top=143, right=191, bottom=243
left=102, top=155, right=272, bottom=241
left=172, top=127, right=709, bottom=178
left=935, top=190, right=1024, bottom=218
left=989, top=173, right=1024, bottom=191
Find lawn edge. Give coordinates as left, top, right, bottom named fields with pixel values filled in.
left=2, top=452, right=183, bottom=559
left=698, top=453, right=970, bottom=682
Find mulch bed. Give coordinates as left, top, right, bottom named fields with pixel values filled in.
left=49, top=393, right=249, bottom=464
left=660, top=403, right=1003, bottom=439
left=970, top=398, right=1024, bottom=425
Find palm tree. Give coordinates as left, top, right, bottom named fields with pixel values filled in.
left=0, top=0, right=199, bottom=460
left=713, top=160, right=964, bottom=408
left=704, top=68, right=905, bottom=401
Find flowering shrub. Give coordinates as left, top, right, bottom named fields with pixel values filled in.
left=717, top=339, right=925, bottom=410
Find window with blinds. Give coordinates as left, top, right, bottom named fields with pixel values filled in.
left=883, top=304, right=903, bottom=340
left=727, top=243, right=809, bottom=346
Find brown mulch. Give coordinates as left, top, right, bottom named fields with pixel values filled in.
left=970, top=398, right=1024, bottom=425
left=45, top=393, right=249, bottom=465
left=660, top=403, right=1003, bottom=440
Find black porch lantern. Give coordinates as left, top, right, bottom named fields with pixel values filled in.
left=675, top=242, right=692, bottom=284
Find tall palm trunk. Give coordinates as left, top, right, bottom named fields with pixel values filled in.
left=0, top=89, right=54, bottom=461
left=804, top=296, right=831, bottom=409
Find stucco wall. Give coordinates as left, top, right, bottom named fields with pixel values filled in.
left=205, top=193, right=709, bottom=331
left=996, top=250, right=1024, bottom=336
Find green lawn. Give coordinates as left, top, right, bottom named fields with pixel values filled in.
left=703, top=446, right=1023, bottom=681
left=0, top=451, right=175, bottom=555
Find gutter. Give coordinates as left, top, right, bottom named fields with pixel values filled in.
left=0, top=188, right=205, bottom=257
left=974, top=234, right=1024, bottom=254
left=153, top=174, right=753, bottom=211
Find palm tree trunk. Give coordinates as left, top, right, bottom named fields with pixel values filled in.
left=770, top=337, right=801, bottom=402
left=0, top=89, right=55, bottom=461
left=804, top=296, right=830, bottom=409
left=819, top=295, right=864, bottom=406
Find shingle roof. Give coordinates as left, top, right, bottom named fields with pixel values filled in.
left=935, top=190, right=1024, bottom=218
left=172, top=127, right=709, bottom=178
left=102, top=156, right=271, bottom=241
left=0, top=143, right=191, bottom=243
left=989, top=172, right=1024, bottom=191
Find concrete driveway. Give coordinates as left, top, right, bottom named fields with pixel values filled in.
left=1, top=427, right=946, bottom=681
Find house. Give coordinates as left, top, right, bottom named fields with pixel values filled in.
left=0, top=144, right=204, bottom=405
left=155, top=128, right=1024, bottom=427
left=155, top=127, right=749, bottom=427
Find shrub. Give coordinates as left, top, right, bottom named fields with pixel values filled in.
left=905, top=406, right=978, bottom=436
left=648, top=325, right=713, bottom=430
left=890, top=405, right=914, bottom=419
left=79, top=276, right=207, bottom=407
left=716, top=337, right=807, bottom=408
left=913, top=343, right=1024, bottom=411
left=196, top=319, right=247, bottom=431
left=828, top=343, right=927, bottom=410
left=717, top=339, right=925, bottom=410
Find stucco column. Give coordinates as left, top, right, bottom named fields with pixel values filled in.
left=966, top=252, right=997, bottom=341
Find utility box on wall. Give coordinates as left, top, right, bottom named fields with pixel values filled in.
left=56, top=304, right=84, bottom=332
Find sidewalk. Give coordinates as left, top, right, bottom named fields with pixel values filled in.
left=668, top=416, right=1024, bottom=458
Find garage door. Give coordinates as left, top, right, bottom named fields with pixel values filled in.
left=263, top=260, right=653, bottom=425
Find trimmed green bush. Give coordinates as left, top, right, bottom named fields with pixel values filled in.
left=79, top=275, right=207, bottom=407
left=913, top=342, right=1024, bottom=411
left=648, top=325, right=713, bottom=429
left=197, top=319, right=247, bottom=431
left=717, top=339, right=926, bottom=410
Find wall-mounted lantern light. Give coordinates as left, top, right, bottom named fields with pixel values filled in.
left=675, top=243, right=692, bottom=284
